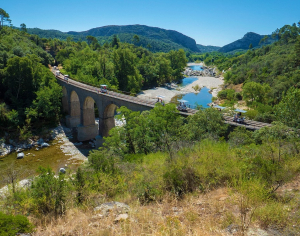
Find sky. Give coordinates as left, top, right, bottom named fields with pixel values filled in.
left=2, top=0, right=300, bottom=46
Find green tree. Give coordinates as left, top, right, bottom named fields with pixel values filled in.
left=274, top=87, right=300, bottom=128
left=31, top=167, right=67, bottom=216
left=111, top=34, right=119, bottom=48
left=184, top=107, right=228, bottom=141
left=20, top=23, right=27, bottom=33
left=147, top=103, right=184, bottom=159
left=167, top=49, right=187, bottom=81
left=3, top=57, right=35, bottom=109
left=0, top=212, right=34, bottom=236
left=295, top=36, right=300, bottom=67
left=133, top=34, right=140, bottom=45
left=242, top=82, right=271, bottom=105
left=0, top=8, right=10, bottom=28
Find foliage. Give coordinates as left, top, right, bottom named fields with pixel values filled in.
left=0, top=212, right=34, bottom=236
left=274, top=87, right=300, bottom=128
left=184, top=107, right=228, bottom=141
left=26, top=24, right=200, bottom=53
left=30, top=167, right=67, bottom=216
left=0, top=26, right=61, bottom=135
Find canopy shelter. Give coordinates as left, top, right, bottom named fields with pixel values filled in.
left=213, top=105, right=226, bottom=110
left=235, top=109, right=247, bottom=113
left=177, top=99, right=188, bottom=103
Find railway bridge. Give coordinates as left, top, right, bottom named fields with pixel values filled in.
left=53, top=69, right=272, bottom=146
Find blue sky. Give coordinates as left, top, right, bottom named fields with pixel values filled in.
left=2, top=0, right=300, bottom=46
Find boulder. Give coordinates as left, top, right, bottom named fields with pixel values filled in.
left=94, top=202, right=130, bottom=216
left=16, top=148, right=23, bottom=153
left=41, top=142, right=50, bottom=148
left=38, top=138, right=44, bottom=145
left=17, top=152, right=25, bottom=159
left=114, top=213, right=128, bottom=223
left=0, top=143, right=14, bottom=156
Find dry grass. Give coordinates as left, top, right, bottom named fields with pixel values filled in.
left=31, top=188, right=238, bottom=236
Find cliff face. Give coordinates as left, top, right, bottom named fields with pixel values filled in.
left=67, top=24, right=200, bottom=52
left=218, top=32, right=265, bottom=53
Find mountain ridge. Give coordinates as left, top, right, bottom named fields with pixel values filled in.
left=27, top=24, right=200, bottom=53
left=218, top=32, right=274, bottom=53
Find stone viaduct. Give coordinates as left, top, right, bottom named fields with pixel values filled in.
left=55, top=72, right=157, bottom=147
left=54, top=69, right=272, bottom=147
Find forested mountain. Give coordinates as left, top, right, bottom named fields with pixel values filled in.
left=203, top=22, right=300, bottom=126
left=27, top=25, right=200, bottom=53
left=196, top=44, right=220, bottom=53
left=218, top=32, right=274, bottom=53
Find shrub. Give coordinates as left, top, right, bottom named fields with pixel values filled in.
left=164, top=165, right=200, bottom=197
left=255, top=202, right=288, bottom=228
left=0, top=212, right=34, bottom=236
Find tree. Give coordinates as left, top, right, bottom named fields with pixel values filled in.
left=242, top=82, right=270, bottom=105
left=184, top=108, right=228, bottom=141
left=133, top=34, right=140, bottom=45
left=111, top=35, right=119, bottom=48
left=295, top=36, right=300, bottom=67
left=3, top=57, right=35, bottom=109
left=274, top=87, right=300, bottom=128
left=20, top=23, right=27, bottom=33
left=147, top=103, right=184, bottom=159
left=167, top=49, right=187, bottom=81
left=0, top=8, right=10, bottom=28
left=249, top=43, right=253, bottom=49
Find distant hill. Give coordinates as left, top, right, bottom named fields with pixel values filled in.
left=218, top=32, right=274, bottom=53
left=27, top=25, right=200, bottom=53
left=196, top=44, right=220, bottom=53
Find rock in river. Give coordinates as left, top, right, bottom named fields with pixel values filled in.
left=17, top=152, right=25, bottom=159
left=41, top=142, right=50, bottom=148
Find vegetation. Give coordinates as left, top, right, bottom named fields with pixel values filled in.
left=0, top=26, right=61, bottom=137
left=1, top=105, right=300, bottom=234
left=190, top=21, right=300, bottom=126
left=0, top=212, right=34, bottom=235
left=54, top=36, right=187, bottom=93
left=1, top=8, right=300, bottom=235
left=26, top=24, right=200, bottom=53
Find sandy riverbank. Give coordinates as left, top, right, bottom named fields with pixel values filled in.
left=137, top=63, right=224, bottom=102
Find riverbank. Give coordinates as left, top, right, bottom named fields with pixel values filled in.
left=137, top=63, right=224, bottom=103
left=0, top=124, right=89, bottom=190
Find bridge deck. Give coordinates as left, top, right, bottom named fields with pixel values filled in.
left=53, top=70, right=272, bottom=130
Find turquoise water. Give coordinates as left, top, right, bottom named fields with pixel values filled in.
left=179, top=77, right=198, bottom=86
left=189, top=65, right=203, bottom=71
left=173, top=87, right=212, bottom=109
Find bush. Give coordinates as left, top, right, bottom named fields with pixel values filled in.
left=255, top=202, right=288, bottom=228
left=164, top=165, right=200, bottom=197
left=0, top=212, right=34, bottom=236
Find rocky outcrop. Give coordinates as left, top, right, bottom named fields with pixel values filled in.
left=183, top=66, right=216, bottom=77
left=94, top=202, right=130, bottom=217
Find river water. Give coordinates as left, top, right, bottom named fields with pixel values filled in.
left=0, top=134, right=89, bottom=188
